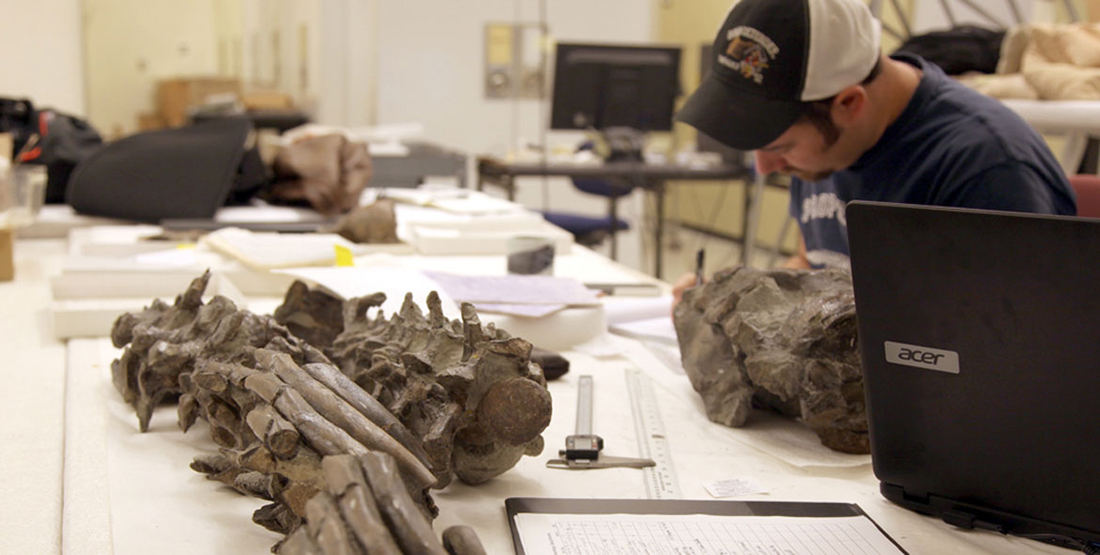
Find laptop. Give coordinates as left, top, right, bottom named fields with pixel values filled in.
left=846, top=201, right=1100, bottom=552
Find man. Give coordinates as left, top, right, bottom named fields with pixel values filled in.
left=675, top=0, right=1075, bottom=273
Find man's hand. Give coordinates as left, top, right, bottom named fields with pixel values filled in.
left=782, top=235, right=811, bottom=269
left=671, top=271, right=704, bottom=313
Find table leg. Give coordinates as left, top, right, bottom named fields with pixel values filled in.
left=654, top=182, right=665, bottom=279
left=741, top=171, right=767, bottom=267
left=608, top=196, right=619, bottom=261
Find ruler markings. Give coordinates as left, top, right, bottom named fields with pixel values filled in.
left=626, top=368, right=682, bottom=499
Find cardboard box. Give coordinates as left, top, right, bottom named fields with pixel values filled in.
left=242, top=90, right=294, bottom=111
left=0, top=229, right=12, bottom=282
left=136, top=112, right=166, bottom=131
left=157, top=77, right=241, bottom=127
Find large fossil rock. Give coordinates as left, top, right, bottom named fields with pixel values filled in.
left=672, top=266, right=867, bottom=454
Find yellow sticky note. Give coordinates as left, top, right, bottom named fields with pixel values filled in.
left=176, top=242, right=196, bottom=250
left=334, top=244, right=354, bottom=267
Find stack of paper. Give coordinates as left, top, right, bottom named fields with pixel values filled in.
left=201, top=227, right=412, bottom=270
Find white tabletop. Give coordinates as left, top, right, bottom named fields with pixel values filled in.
left=0, top=234, right=1069, bottom=555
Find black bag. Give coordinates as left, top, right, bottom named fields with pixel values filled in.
left=68, top=118, right=266, bottom=223
left=893, top=26, right=1007, bottom=76
left=0, top=98, right=104, bottom=204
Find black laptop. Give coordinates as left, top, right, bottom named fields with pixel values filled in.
left=847, top=201, right=1100, bottom=552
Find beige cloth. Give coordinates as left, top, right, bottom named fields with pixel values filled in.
left=266, top=133, right=373, bottom=216
left=968, top=22, right=1100, bottom=100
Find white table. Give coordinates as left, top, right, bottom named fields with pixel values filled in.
left=1, top=235, right=1070, bottom=555
left=1003, top=99, right=1100, bottom=176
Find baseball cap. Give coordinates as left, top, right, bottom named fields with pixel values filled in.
left=676, top=0, right=881, bottom=151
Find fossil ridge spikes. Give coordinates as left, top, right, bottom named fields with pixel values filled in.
left=179, top=268, right=212, bottom=309
left=343, top=291, right=387, bottom=324
left=459, top=302, right=487, bottom=360
left=398, top=292, right=425, bottom=325
left=426, top=291, right=447, bottom=328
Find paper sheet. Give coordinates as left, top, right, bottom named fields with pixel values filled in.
left=602, top=296, right=679, bottom=345
left=513, top=513, right=905, bottom=555
left=609, top=317, right=678, bottom=346
left=602, top=295, right=674, bottom=325
left=422, top=271, right=600, bottom=306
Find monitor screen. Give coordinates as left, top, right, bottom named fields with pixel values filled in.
left=550, top=42, right=682, bottom=133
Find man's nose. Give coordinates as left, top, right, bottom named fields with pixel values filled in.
left=754, top=150, right=785, bottom=175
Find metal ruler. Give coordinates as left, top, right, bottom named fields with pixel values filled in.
left=625, top=368, right=682, bottom=499
left=547, top=375, right=654, bottom=470
left=575, top=375, right=594, bottom=436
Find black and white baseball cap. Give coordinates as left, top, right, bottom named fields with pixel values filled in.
left=676, top=0, right=881, bottom=151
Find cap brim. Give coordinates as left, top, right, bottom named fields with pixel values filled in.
left=676, top=75, right=807, bottom=151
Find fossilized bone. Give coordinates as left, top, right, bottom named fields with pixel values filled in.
left=275, top=453, right=487, bottom=555
left=673, top=266, right=867, bottom=454
left=276, top=284, right=553, bottom=487
left=111, top=270, right=547, bottom=551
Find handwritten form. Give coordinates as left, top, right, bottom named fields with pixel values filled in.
left=513, top=513, right=906, bottom=555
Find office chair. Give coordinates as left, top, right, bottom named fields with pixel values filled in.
left=541, top=175, right=634, bottom=258
left=1070, top=174, right=1100, bottom=218
left=541, top=140, right=636, bottom=259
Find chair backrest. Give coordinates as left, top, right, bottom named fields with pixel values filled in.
left=1069, top=174, right=1100, bottom=218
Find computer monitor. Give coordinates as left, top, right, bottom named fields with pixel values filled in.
left=550, top=42, right=681, bottom=159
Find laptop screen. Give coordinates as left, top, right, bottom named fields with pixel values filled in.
left=847, top=201, right=1100, bottom=551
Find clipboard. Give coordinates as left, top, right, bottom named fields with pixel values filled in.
left=506, top=497, right=910, bottom=555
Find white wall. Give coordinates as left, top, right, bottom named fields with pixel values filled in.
left=0, top=0, right=85, bottom=116
left=316, top=0, right=375, bottom=127
left=375, top=0, right=654, bottom=156
left=373, top=0, right=656, bottom=271
left=83, top=0, right=221, bottom=136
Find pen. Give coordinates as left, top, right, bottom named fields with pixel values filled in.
left=695, top=248, right=705, bottom=286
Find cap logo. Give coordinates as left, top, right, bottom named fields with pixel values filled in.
left=719, top=26, right=779, bottom=85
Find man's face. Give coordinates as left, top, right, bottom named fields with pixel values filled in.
left=752, top=120, right=847, bottom=182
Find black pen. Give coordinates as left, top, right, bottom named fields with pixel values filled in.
left=695, top=248, right=705, bottom=286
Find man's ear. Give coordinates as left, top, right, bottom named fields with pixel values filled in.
left=831, top=86, right=867, bottom=126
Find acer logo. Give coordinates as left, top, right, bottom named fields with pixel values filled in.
left=896, top=348, right=945, bottom=365
left=884, top=341, right=960, bottom=374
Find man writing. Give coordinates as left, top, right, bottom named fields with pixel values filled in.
left=673, top=0, right=1074, bottom=291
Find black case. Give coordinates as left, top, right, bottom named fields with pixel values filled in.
left=67, top=118, right=255, bottom=223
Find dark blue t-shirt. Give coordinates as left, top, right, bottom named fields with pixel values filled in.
left=789, top=54, right=1076, bottom=269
